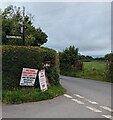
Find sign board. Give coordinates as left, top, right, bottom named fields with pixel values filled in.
left=6, top=35, right=22, bottom=39
left=38, top=69, right=48, bottom=92
left=20, top=68, right=38, bottom=86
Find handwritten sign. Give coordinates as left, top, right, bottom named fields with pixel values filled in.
left=20, top=68, right=38, bottom=86
left=38, top=69, right=47, bottom=91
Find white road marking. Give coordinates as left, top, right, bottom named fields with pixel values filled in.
left=85, top=99, right=98, bottom=104
left=86, top=106, right=102, bottom=113
left=102, top=115, right=113, bottom=119
left=64, top=94, right=72, bottom=98
left=72, top=99, right=84, bottom=104
left=74, top=94, right=84, bottom=98
left=100, top=106, right=113, bottom=112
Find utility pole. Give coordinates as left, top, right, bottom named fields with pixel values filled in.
left=23, top=6, right=25, bottom=45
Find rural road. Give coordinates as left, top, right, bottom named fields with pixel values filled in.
left=2, top=75, right=113, bottom=119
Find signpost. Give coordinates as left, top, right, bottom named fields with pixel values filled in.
left=20, top=68, right=38, bottom=86
left=38, top=69, right=48, bottom=92
left=6, top=7, right=25, bottom=45
left=6, top=35, right=22, bottom=39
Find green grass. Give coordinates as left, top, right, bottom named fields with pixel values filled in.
left=61, top=61, right=111, bottom=82
left=84, top=61, right=106, bottom=71
left=2, top=85, right=65, bottom=104
left=76, top=61, right=107, bottom=81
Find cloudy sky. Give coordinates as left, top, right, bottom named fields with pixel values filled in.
left=1, top=2, right=111, bottom=57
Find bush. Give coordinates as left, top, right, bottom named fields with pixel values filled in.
left=74, top=61, right=83, bottom=71
left=2, top=45, right=60, bottom=90
left=106, top=53, right=113, bottom=82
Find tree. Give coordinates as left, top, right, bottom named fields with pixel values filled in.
left=105, top=53, right=112, bottom=61
left=59, top=46, right=79, bottom=67
left=2, top=5, right=22, bottom=45
left=78, top=54, right=94, bottom=62
left=59, top=46, right=83, bottom=72
left=31, top=28, right=48, bottom=46
left=2, top=5, right=48, bottom=46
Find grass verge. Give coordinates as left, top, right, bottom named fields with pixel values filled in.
left=2, top=85, right=65, bottom=104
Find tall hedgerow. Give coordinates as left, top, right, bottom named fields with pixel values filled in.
left=105, top=53, right=113, bottom=82
left=2, top=45, right=60, bottom=90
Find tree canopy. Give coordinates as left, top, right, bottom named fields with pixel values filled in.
left=59, top=46, right=79, bottom=67
left=59, top=45, right=83, bottom=72
left=2, top=5, right=48, bottom=46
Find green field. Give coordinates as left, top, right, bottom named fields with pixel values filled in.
left=61, top=61, right=111, bottom=82
left=75, top=61, right=107, bottom=81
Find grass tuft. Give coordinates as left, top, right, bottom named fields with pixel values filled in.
left=2, top=85, right=65, bottom=104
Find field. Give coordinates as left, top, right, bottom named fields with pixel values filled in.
left=76, top=61, right=107, bottom=81
left=61, top=61, right=110, bottom=82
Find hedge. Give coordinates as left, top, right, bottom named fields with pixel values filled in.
left=106, top=53, right=113, bottom=82
left=2, top=45, right=60, bottom=90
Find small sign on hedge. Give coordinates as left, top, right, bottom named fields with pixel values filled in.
left=20, top=68, right=38, bottom=86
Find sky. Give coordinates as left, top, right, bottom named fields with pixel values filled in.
left=1, top=2, right=111, bottom=57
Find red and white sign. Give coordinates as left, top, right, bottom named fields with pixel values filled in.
left=20, top=68, right=38, bottom=86
left=38, top=69, right=47, bottom=92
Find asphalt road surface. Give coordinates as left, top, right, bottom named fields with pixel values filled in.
left=2, top=75, right=113, bottom=119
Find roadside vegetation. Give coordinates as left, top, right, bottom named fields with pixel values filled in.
left=59, top=46, right=112, bottom=83
left=105, top=53, right=113, bottom=82
left=0, top=46, right=1, bottom=100
left=3, top=85, right=65, bottom=104
left=2, top=45, right=60, bottom=90
left=2, top=45, right=65, bottom=104
left=76, top=61, right=106, bottom=81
